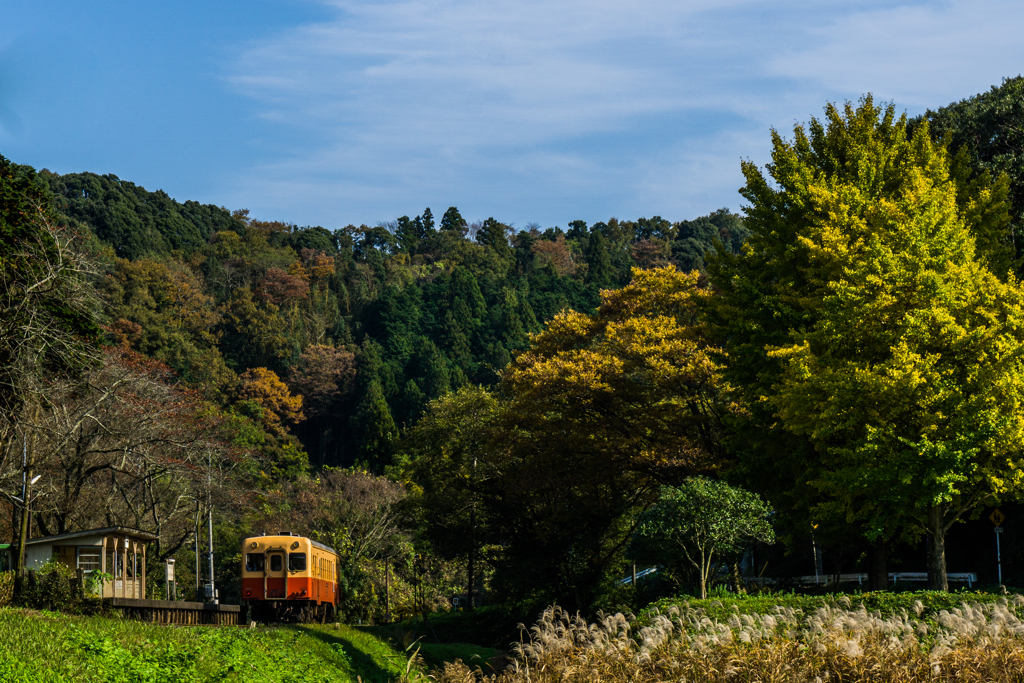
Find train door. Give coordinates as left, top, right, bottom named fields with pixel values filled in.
left=313, top=553, right=320, bottom=601
left=266, top=549, right=287, bottom=599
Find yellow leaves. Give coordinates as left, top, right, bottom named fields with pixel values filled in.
left=523, top=309, right=596, bottom=357
left=508, top=267, right=721, bottom=401
left=304, top=250, right=337, bottom=281
left=501, top=266, right=728, bottom=475
left=598, top=266, right=705, bottom=323
left=508, top=348, right=623, bottom=398
left=287, top=259, right=310, bottom=282
left=237, top=367, right=305, bottom=438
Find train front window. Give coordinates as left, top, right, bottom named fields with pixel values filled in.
left=289, top=552, right=306, bottom=571
left=270, top=554, right=282, bottom=572
left=245, top=554, right=265, bottom=572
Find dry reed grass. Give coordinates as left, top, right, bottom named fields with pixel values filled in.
left=433, top=596, right=1024, bottom=682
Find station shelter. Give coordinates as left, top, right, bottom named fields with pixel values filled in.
left=21, top=526, right=157, bottom=599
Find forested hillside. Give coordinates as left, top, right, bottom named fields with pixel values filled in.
left=36, top=169, right=747, bottom=471
left=4, top=76, right=1024, bottom=626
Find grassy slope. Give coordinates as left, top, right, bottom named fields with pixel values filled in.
left=0, top=608, right=413, bottom=683
left=356, top=620, right=502, bottom=675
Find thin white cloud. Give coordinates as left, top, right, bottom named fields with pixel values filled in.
left=768, top=1, right=1024, bottom=109
left=221, top=0, right=1022, bottom=227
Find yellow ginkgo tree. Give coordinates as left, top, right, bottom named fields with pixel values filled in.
left=724, top=96, right=1024, bottom=591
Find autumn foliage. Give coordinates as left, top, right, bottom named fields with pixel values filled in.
left=237, top=367, right=305, bottom=438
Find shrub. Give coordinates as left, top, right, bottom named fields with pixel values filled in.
left=85, top=571, right=112, bottom=599
left=0, top=571, right=13, bottom=607
left=23, top=559, right=82, bottom=612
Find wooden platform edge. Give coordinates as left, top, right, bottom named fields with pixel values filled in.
left=108, top=597, right=240, bottom=612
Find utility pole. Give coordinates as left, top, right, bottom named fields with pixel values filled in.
left=385, top=558, right=391, bottom=623
left=15, top=440, right=27, bottom=578
left=15, top=437, right=40, bottom=591
left=991, top=508, right=1006, bottom=586
left=996, top=527, right=1004, bottom=585
left=811, top=523, right=821, bottom=585
left=205, top=502, right=216, bottom=603
left=194, top=503, right=201, bottom=599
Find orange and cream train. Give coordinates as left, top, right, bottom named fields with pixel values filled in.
left=241, top=532, right=338, bottom=623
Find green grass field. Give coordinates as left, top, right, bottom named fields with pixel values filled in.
left=0, top=607, right=416, bottom=683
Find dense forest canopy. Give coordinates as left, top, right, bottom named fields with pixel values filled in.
left=29, top=168, right=749, bottom=472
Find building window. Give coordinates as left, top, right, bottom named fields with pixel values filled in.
left=77, top=548, right=101, bottom=572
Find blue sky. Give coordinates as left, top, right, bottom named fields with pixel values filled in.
left=2, top=0, right=1022, bottom=230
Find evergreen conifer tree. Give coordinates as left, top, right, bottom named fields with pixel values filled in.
left=440, top=207, right=468, bottom=236
left=584, top=231, right=613, bottom=287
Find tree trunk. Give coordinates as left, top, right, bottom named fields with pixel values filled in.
left=867, top=539, right=888, bottom=590
left=927, top=505, right=949, bottom=591
left=467, top=457, right=477, bottom=611
left=698, top=548, right=709, bottom=599
left=730, top=562, right=746, bottom=594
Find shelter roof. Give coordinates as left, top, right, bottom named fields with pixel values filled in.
left=25, top=526, right=158, bottom=545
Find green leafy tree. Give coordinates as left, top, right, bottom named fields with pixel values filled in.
left=918, top=76, right=1024, bottom=270
left=102, top=256, right=235, bottom=395
left=672, top=208, right=749, bottom=272
left=419, top=207, right=435, bottom=235
left=218, top=288, right=292, bottom=372
left=41, top=171, right=245, bottom=259
left=410, top=339, right=451, bottom=401
left=632, top=215, right=676, bottom=242
left=353, top=378, right=398, bottom=472
left=399, top=386, right=503, bottom=610
left=711, top=96, right=1024, bottom=591
left=491, top=267, right=731, bottom=607
left=630, top=478, right=774, bottom=598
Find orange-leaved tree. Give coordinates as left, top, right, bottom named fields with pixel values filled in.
left=237, top=367, right=305, bottom=439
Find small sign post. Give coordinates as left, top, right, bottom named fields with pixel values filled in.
left=991, top=509, right=1005, bottom=585
left=166, top=559, right=176, bottom=601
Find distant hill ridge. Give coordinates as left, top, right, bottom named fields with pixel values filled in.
left=40, top=170, right=247, bottom=259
